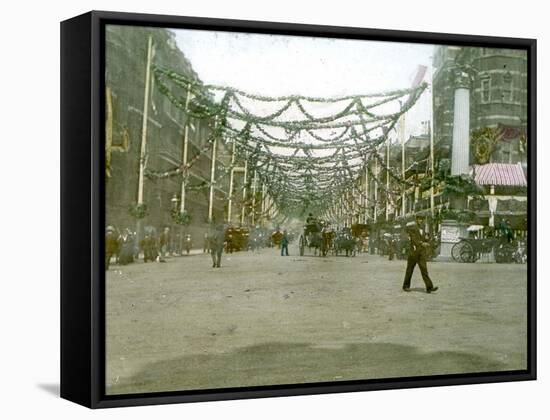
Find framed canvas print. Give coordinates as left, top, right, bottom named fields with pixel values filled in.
left=60, top=11, right=536, bottom=408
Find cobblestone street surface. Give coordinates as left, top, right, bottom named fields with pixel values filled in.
left=106, top=245, right=527, bottom=395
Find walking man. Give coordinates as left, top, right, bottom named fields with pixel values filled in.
left=159, top=227, right=171, bottom=262
left=280, top=230, right=289, bottom=256
left=402, top=215, right=438, bottom=294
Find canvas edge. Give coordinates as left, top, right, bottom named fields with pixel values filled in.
left=59, top=9, right=537, bottom=409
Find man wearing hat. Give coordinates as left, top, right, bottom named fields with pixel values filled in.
left=402, top=215, right=438, bottom=293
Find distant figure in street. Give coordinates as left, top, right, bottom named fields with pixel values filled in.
left=306, top=213, right=316, bottom=224
left=203, top=232, right=210, bottom=253
left=387, top=235, right=396, bottom=261
left=402, top=215, right=438, bottom=294
left=280, top=230, right=289, bottom=256
left=105, top=226, right=119, bottom=270
left=505, top=219, right=514, bottom=243
left=184, top=233, right=192, bottom=255
left=140, top=233, right=157, bottom=263
left=159, top=227, right=171, bottom=262
left=207, top=224, right=225, bottom=268
left=498, top=219, right=514, bottom=243
left=118, top=228, right=135, bottom=265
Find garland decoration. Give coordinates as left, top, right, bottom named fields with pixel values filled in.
left=129, top=203, right=148, bottom=219
left=148, top=64, right=428, bottom=218
left=171, top=209, right=192, bottom=225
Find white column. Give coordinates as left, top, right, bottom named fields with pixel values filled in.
left=451, top=72, right=471, bottom=176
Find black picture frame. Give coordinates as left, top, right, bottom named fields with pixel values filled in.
left=61, top=10, right=536, bottom=409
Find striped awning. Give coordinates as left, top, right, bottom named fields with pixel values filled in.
left=472, top=163, right=527, bottom=187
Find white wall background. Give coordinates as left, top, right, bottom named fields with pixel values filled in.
left=0, top=0, right=546, bottom=418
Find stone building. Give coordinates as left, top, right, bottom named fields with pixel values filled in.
left=432, top=45, right=528, bottom=172
left=431, top=45, right=528, bottom=232
left=105, top=25, right=232, bottom=245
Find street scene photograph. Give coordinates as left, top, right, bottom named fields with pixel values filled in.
left=104, top=24, right=529, bottom=395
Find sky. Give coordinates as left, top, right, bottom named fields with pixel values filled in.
left=173, top=28, right=435, bottom=140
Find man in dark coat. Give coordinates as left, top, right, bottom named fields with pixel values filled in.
left=402, top=215, right=438, bottom=293
left=105, top=227, right=119, bottom=270
left=280, top=230, right=289, bottom=256
left=207, top=224, right=225, bottom=268
left=140, top=233, right=157, bottom=263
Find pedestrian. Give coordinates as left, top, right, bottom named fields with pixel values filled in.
left=207, top=223, right=225, bottom=268
left=118, top=228, right=135, bottom=265
left=140, top=233, right=157, bottom=263
left=184, top=233, right=192, bottom=255
left=402, top=215, right=438, bottom=294
left=280, top=230, right=289, bottom=256
left=203, top=232, right=209, bottom=253
left=387, top=235, right=396, bottom=261
left=158, top=227, right=171, bottom=262
left=105, top=226, right=119, bottom=270
left=505, top=219, right=514, bottom=243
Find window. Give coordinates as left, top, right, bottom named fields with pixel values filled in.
left=502, top=72, right=513, bottom=103
left=481, top=77, right=491, bottom=103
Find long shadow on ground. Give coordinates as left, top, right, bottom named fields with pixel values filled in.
left=107, top=341, right=506, bottom=395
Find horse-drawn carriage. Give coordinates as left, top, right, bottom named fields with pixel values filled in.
left=451, top=225, right=526, bottom=263
left=224, top=226, right=249, bottom=253
left=331, top=225, right=365, bottom=257
left=298, top=222, right=332, bottom=257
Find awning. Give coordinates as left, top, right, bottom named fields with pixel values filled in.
left=472, top=163, right=527, bottom=187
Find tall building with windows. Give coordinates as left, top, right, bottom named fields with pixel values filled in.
left=432, top=46, right=527, bottom=168
left=431, top=46, right=528, bottom=233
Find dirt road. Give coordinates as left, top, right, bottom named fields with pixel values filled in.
left=106, top=245, right=527, bottom=394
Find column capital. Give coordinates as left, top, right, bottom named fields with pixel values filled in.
left=453, top=68, right=473, bottom=90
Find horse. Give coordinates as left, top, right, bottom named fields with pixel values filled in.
left=334, top=232, right=358, bottom=257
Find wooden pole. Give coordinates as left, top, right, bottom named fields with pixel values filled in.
left=429, top=120, right=435, bottom=218
left=401, top=115, right=406, bottom=217
left=227, top=140, right=236, bottom=223
left=374, top=157, right=378, bottom=223
left=208, top=117, right=218, bottom=223
left=137, top=35, right=153, bottom=206
left=386, top=136, right=390, bottom=221
left=261, top=183, right=266, bottom=225
left=180, top=83, right=192, bottom=213
left=364, top=164, right=369, bottom=223
left=251, top=170, right=257, bottom=225
left=240, top=155, right=248, bottom=225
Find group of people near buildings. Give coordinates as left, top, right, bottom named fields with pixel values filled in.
left=105, top=226, right=193, bottom=270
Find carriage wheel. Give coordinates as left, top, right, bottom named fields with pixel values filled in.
left=459, top=241, right=476, bottom=262
left=495, top=244, right=514, bottom=263
left=452, top=241, right=474, bottom=262
left=451, top=242, right=464, bottom=262
left=299, top=235, right=305, bottom=256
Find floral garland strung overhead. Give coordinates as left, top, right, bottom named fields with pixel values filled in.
left=150, top=65, right=428, bottom=217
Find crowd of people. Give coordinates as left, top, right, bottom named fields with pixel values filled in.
left=105, top=225, right=195, bottom=270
